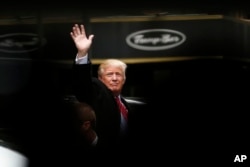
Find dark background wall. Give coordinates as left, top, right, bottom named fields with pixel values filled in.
left=0, top=2, right=249, bottom=167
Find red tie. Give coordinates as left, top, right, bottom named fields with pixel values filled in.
left=115, top=96, right=128, bottom=121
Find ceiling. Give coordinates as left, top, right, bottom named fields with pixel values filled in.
left=0, top=1, right=248, bottom=18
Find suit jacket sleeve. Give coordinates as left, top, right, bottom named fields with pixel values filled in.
left=72, top=62, right=93, bottom=104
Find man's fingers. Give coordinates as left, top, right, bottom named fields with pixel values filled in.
left=88, top=34, right=94, bottom=41
left=70, top=24, right=93, bottom=42
left=80, top=24, right=86, bottom=36
left=74, top=24, right=81, bottom=35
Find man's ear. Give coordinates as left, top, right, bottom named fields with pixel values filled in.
left=82, top=121, right=91, bottom=131
left=98, top=76, right=103, bottom=82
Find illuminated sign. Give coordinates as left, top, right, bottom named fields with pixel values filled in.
left=126, top=29, right=186, bottom=51
left=0, top=33, right=46, bottom=53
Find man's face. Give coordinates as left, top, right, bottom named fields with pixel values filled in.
left=98, top=66, right=125, bottom=96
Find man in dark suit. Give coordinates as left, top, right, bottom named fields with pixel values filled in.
left=70, top=24, right=134, bottom=154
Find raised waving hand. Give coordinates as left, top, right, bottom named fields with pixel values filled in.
left=70, top=24, right=94, bottom=58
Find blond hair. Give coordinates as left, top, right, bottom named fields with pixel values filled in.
left=98, top=59, right=127, bottom=78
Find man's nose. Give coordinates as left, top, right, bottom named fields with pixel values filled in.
left=112, top=74, right=117, bottom=79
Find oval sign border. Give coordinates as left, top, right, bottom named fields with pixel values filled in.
left=0, top=33, right=46, bottom=54
left=126, top=29, right=186, bottom=51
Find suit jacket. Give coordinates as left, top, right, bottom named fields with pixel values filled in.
left=72, top=62, right=132, bottom=151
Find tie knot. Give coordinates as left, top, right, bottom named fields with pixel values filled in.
left=114, top=96, right=121, bottom=102
left=114, top=96, right=128, bottom=121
